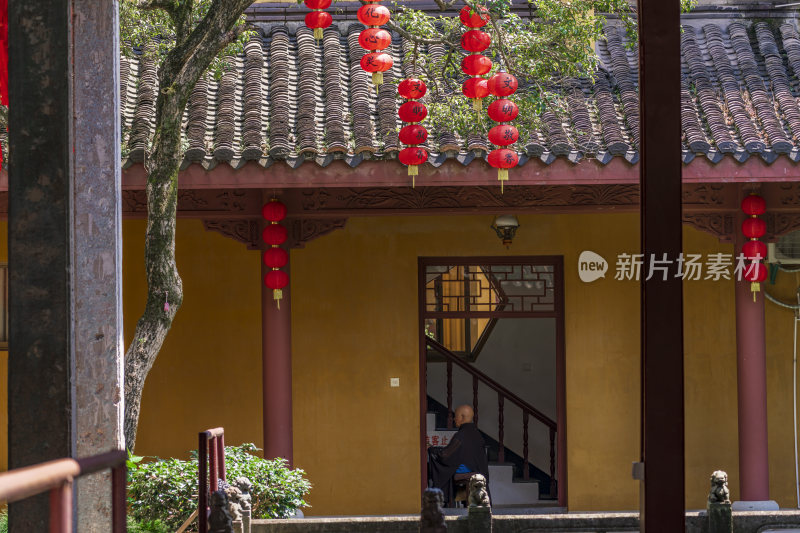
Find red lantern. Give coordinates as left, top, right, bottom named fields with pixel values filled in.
left=399, top=101, right=428, bottom=123
left=262, top=224, right=288, bottom=246
left=743, top=261, right=768, bottom=283
left=461, top=30, right=491, bottom=52
left=488, top=124, right=519, bottom=146
left=399, top=147, right=428, bottom=177
left=263, top=247, right=289, bottom=269
left=357, top=4, right=390, bottom=26
left=264, top=269, right=289, bottom=307
left=360, top=52, right=393, bottom=87
left=262, top=200, right=287, bottom=222
left=265, top=269, right=289, bottom=290
left=462, top=78, right=488, bottom=99
left=488, top=148, right=518, bottom=191
left=398, top=78, right=426, bottom=99
left=459, top=5, right=489, bottom=28
left=742, top=218, right=766, bottom=239
left=304, top=0, right=330, bottom=9
left=488, top=71, right=518, bottom=97
left=742, top=194, right=766, bottom=216
left=399, top=124, right=428, bottom=145
left=742, top=240, right=767, bottom=261
left=488, top=98, right=519, bottom=122
left=305, top=11, right=332, bottom=40
left=358, top=28, right=391, bottom=51
left=461, top=54, right=492, bottom=76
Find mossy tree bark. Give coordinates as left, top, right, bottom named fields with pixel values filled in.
left=124, top=0, right=255, bottom=449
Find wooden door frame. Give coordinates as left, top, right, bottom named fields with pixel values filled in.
left=418, top=256, right=567, bottom=507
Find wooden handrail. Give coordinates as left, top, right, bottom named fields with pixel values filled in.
left=426, top=336, right=556, bottom=430
left=0, top=449, right=127, bottom=532
left=198, top=427, right=226, bottom=533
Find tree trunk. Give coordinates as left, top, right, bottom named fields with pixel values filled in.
left=123, top=0, right=255, bottom=451
left=124, top=88, right=184, bottom=450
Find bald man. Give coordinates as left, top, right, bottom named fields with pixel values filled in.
left=427, top=404, right=489, bottom=506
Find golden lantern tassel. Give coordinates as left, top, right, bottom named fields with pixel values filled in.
left=498, top=168, right=508, bottom=194
left=472, top=98, right=482, bottom=112
left=314, top=27, right=323, bottom=40
left=274, top=288, right=283, bottom=309
left=751, top=281, right=760, bottom=302
left=373, top=71, right=383, bottom=88
left=408, top=164, right=418, bottom=188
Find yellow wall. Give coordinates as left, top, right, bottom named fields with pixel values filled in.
left=3, top=214, right=800, bottom=515
left=123, top=219, right=264, bottom=459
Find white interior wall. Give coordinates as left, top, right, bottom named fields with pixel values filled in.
left=426, top=317, right=557, bottom=475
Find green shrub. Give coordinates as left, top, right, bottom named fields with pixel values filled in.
left=127, top=516, right=170, bottom=533
left=0, top=508, right=7, bottom=533
left=128, top=443, right=310, bottom=531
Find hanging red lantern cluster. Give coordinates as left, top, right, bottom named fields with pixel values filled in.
left=358, top=1, right=393, bottom=89
left=741, top=193, right=767, bottom=301
left=460, top=5, right=491, bottom=111
left=262, top=199, right=289, bottom=308
left=397, top=78, right=429, bottom=185
left=486, top=71, right=519, bottom=192
left=304, top=0, right=332, bottom=41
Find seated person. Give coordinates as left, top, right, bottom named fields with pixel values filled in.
left=427, top=404, right=489, bottom=506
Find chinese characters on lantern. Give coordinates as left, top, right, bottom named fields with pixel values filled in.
left=397, top=78, right=429, bottom=185
left=486, top=71, right=519, bottom=192
left=262, top=199, right=289, bottom=309
left=358, top=1, right=393, bottom=89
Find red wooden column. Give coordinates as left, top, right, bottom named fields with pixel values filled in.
left=638, top=0, right=685, bottom=531
left=733, top=227, right=776, bottom=509
left=262, top=251, right=294, bottom=466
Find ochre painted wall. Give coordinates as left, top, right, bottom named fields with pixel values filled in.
left=123, top=219, right=264, bottom=460
left=2, top=214, right=800, bottom=516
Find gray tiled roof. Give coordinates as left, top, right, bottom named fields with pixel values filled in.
left=119, top=19, right=800, bottom=171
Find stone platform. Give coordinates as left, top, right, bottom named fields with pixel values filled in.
left=252, top=510, right=800, bottom=533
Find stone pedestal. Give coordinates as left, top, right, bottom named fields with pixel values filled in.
left=233, top=520, right=243, bottom=533
left=241, top=509, right=251, bottom=533
left=467, top=506, right=491, bottom=533
left=708, top=502, right=732, bottom=533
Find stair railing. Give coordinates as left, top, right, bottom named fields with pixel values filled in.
left=426, top=336, right=557, bottom=495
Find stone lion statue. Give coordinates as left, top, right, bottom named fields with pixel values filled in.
left=468, top=473, right=491, bottom=507
left=224, top=484, right=243, bottom=521
left=708, top=470, right=731, bottom=505
left=232, top=476, right=253, bottom=511
left=420, top=488, right=446, bottom=533
left=208, top=490, right=233, bottom=533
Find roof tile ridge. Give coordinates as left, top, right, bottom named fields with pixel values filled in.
left=680, top=24, right=736, bottom=152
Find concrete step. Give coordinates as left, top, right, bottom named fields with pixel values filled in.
left=488, top=463, right=539, bottom=506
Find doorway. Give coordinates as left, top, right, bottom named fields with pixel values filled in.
left=418, top=257, right=566, bottom=507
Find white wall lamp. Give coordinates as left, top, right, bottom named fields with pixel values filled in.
left=491, top=215, right=520, bottom=248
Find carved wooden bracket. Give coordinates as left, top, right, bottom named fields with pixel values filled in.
left=287, top=218, right=347, bottom=249
left=203, top=219, right=262, bottom=250
left=202, top=217, right=348, bottom=249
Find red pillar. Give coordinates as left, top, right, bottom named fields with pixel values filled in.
left=734, top=233, right=771, bottom=503
left=262, top=253, right=294, bottom=466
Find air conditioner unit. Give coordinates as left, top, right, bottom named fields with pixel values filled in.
left=768, top=230, right=800, bottom=265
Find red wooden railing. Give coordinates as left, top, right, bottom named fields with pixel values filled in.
left=0, top=449, right=127, bottom=532
left=198, top=427, right=226, bottom=533
left=426, top=337, right=557, bottom=495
